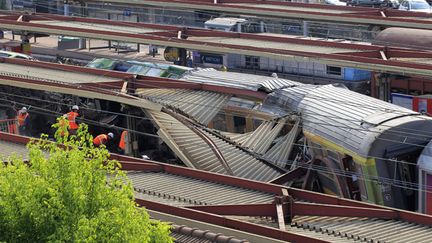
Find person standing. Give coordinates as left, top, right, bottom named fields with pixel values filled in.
left=17, top=107, right=30, bottom=136
left=66, top=105, right=80, bottom=135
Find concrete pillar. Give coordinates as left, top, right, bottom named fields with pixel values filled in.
left=377, top=74, right=391, bottom=101
left=260, top=21, right=265, bottom=33
left=303, top=21, right=309, bottom=37
left=63, top=1, right=69, bottom=16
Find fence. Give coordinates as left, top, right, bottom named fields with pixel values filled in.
left=0, top=118, right=19, bottom=134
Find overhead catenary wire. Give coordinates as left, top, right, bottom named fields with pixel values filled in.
left=4, top=5, right=432, bottom=203
left=2, top=75, right=432, bottom=145
left=0, top=83, right=432, bottom=194
left=2, top=87, right=429, bottom=174
left=3, top=67, right=432, bottom=150
left=4, top=98, right=432, bottom=195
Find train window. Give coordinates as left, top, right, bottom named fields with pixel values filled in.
left=326, top=66, right=342, bottom=76
left=245, top=56, right=260, bottom=69
left=241, top=23, right=261, bottom=33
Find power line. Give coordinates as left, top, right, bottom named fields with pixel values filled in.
left=6, top=99, right=432, bottom=195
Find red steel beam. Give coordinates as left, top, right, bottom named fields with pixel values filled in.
left=136, top=76, right=268, bottom=100
left=114, top=153, right=283, bottom=195
left=118, top=0, right=432, bottom=27
left=34, top=14, right=381, bottom=51
left=0, top=131, right=30, bottom=144
left=5, top=17, right=432, bottom=74
left=118, top=161, right=164, bottom=171
left=136, top=198, right=330, bottom=243
left=3, top=14, right=432, bottom=75
left=0, top=75, right=131, bottom=98
left=1, top=57, right=134, bottom=80
left=186, top=204, right=278, bottom=217
left=79, top=81, right=125, bottom=90
left=1, top=131, right=432, bottom=226
left=28, top=13, right=182, bottom=32
left=292, top=202, right=398, bottom=219
left=386, top=49, right=432, bottom=59
left=269, top=167, right=307, bottom=185
left=184, top=29, right=382, bottom=51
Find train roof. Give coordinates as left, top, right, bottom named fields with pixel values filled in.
left=181, top=68, right=302, bottom=92
left=373, top=27, right=432, bottom=51
left=263, top=84, right=432, bottom=156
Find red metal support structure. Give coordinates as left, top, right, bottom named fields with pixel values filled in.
left=136, top=198, right=330, bottom=243
left=1, top=131, right=432, bottom=242
left=3, top=13, right=432, bottom=76
left=90, top=0, right=432, bottom=29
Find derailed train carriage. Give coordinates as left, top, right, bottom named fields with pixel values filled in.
left=263, top=83, right=432, bottom=213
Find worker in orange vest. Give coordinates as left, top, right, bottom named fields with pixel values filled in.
left=93, top=132, right=114, bottom=147
left=17, top=107, right=30, bottom=136
left=118, top=130, right=128, bottom=154
left=66, top=105, right=80, bottom=135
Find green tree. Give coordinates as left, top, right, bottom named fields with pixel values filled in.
left=0, top=117, right=172, bottom=242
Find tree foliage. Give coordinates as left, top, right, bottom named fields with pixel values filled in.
left=0, top=117, right=172, bottom=242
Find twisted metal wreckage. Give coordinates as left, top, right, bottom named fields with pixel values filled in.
left=0, top=56, right=432, bottom=242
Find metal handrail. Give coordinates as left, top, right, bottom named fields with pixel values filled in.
left=0, top=118, right=19, bottom=134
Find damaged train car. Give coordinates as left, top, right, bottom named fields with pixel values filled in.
left=1, top=57, right=432, bottom=215
left=262, top=82, right=432, bottom=214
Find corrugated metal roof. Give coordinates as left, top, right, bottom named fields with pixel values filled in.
left=149, top=111, right=282, bottom=182
left=136, top=89, right=231, bottom=125
left=181, top=68, right=302, bottom=92
left=171, top=226, right=251, bottom=243
left=241, top=118, right=287, bottom=154
left=0, top=63, right=117, bottom=84
left=0, top=140, right=28, bottom=160
left=129, top=171, right=275, bottom=206
left=263, top=119, right=301, bottom=167
left=218, top=118, right=300, bottom=166
left=291, top=215, right=432, bottom=243
left=189, top=36, right=364, bottom=54
left=33, top=20, right=160, bottom=34
left=218, top=131, right=252, bottom=145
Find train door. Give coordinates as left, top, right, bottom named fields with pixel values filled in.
left=384, top=145, right=421, bottom=211
left=342, top=156, right=362, bottom=201
left=417, top=140, right=432, bottom=215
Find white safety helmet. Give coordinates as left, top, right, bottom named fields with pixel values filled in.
left=72, top=105, right=79, bottom=111
left=108, top=132, right=114, bottom=139
left=21, top=107, right=27, bottom=112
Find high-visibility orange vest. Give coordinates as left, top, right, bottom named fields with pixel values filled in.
left=17, top=112, right=29, bottom=126
left=67, top=111, right=79, bottom=130
left=119, top=131, right=128, bottom=150
left=93, top=134, right=108, bottom=146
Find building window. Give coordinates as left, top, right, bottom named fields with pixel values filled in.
left=326, top=66, right=342, bottom=76
left=245, top=56, right=260, bottom=69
